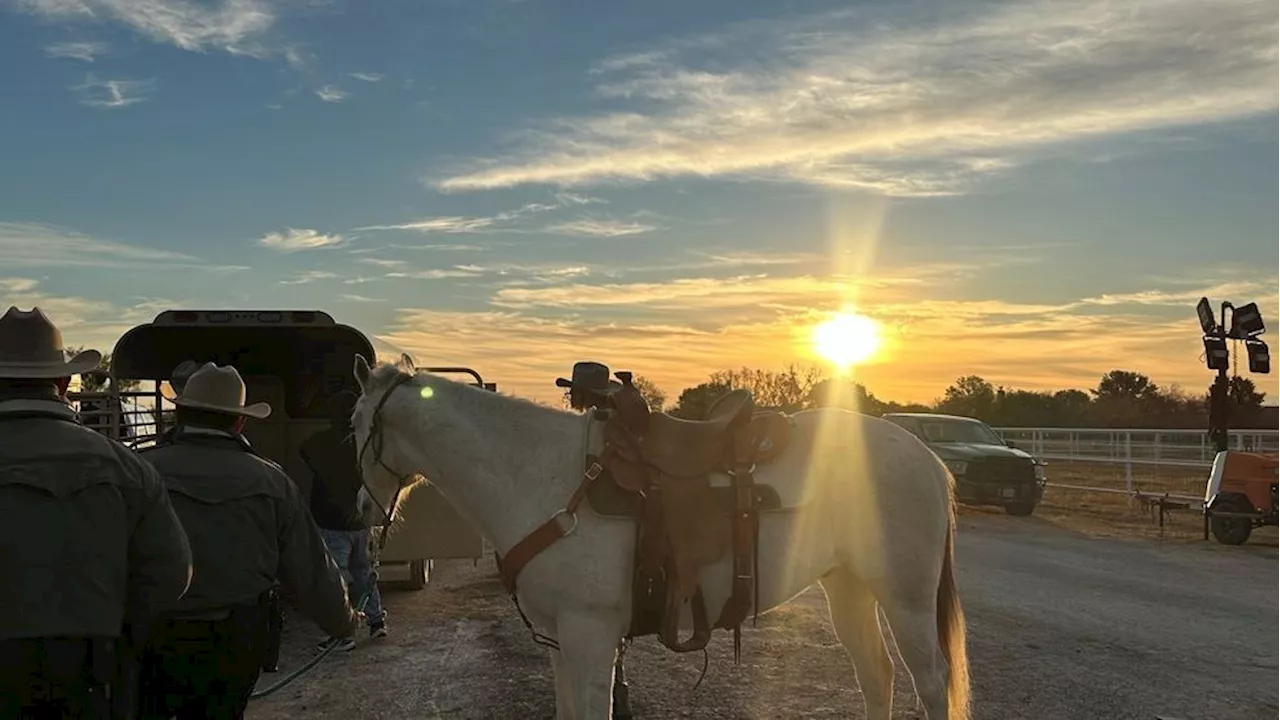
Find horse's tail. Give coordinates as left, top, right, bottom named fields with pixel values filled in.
left=937, top=504, right=971, bottom=720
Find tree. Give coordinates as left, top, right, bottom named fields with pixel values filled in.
left=936, top=376, right=996, bottom=419
left=1209, top=375, right=1268, bottom=428
left=631, top=375, right=667, bottom=411
left=65, top=348, right=139, bottom=393
left=806, top=378, right=884, bottom=415
left=669, top=381, right=733, bottom=419
left=707, top=364, right=826, bottom=411
left=1093, top=370, right=1157, bottom=402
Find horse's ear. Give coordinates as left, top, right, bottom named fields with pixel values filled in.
left=399, top=352, right=416, bottom=373
left=354, top=354, right=371, bottom=392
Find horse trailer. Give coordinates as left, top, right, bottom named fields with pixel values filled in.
left=69, top=308, right=487, bottom=590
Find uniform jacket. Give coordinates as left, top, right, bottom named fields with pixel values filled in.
left=139, top=428, right=355, bottom=638
left=0, top=394, right=193, bottom=640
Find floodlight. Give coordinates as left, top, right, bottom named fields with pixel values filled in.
left=1203, top=336, right=1229, bottom=371
left=1196, top=297, right=1217, bottom=335
left=1245, top=338, right=1270, bottom=374
left=1230, top=302, right=1265, bottom=339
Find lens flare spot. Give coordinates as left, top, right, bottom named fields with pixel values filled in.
left=419, top=386, right=434, bottom=399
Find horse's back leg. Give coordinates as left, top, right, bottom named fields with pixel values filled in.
left=878, top=592, right=949, bottom=719
left=819, top=568, right=894, bottom=720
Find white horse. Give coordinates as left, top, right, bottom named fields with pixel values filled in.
left=351, top=355, right=970, bottom=720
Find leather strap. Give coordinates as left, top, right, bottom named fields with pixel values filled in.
left=497, top=445, right=614, bottom=595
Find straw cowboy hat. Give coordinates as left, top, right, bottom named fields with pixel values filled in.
left=0, top=306, right=103, bottom=379
left=173, top=362, right=271, bottom=419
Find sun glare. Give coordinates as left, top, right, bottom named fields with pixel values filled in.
left=812, top=312, right=882, bottom=368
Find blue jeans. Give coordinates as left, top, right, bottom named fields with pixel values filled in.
left=318, top=528, right=386, bottom=632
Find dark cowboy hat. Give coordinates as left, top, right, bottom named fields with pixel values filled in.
left=0, top=307, right=102, bottom=379
left=169, top=360, right=201, bottom=395
left=555, top=361, right=623, bottom=394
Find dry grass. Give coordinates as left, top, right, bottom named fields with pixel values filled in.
left=986, top=459, right=1279, bottom=546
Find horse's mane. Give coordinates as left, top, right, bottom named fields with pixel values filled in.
left=362, top=361, right=574, bottom=424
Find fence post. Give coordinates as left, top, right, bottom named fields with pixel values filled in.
left=1123, top=431, right=1133, bottom=494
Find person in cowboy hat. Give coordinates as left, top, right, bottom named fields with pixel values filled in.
left=0, top=307, right=193, bottom=719
left=556, top=360, right=624, bottom=411
left=153, top=360, right=202, bottom=447
left=135, top=362, right=363, bottom=719
left=299, top=390, right=389, bottom=652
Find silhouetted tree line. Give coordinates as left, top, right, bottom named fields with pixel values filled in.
left=662, top=366, right=1275, bottom=430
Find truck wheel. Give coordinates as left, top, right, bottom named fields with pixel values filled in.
left=1210, top=495, right=1255, bottom=545
left=405, top=559, right=428, bottom=590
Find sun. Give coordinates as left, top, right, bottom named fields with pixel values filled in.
left=811, top=312, right=882, bottom=368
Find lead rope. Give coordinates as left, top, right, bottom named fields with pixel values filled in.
left=249, top=592, right=372, bottom=700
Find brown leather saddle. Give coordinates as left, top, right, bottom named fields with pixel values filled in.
left=558, top=362, right=791, bottom=658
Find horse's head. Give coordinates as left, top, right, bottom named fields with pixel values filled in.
left=351, top=351, right=421, bottom=528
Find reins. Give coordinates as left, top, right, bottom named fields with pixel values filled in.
left=356, top=372, right=416, bottom=550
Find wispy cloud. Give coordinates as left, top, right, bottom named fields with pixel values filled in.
left=0, top=221, right=245, bottom=270
left=1, top=277, right=197, bottom=355
left=72, top=75, right=152, bottom=108
left=315, top=85, right=347, bottom=103
left=357, top=257, right=408, bottom=268
left=259, top=228, right=345, bottom=251
left=358, top=193, right=629, bottom=239
left=355, top=217, right=497, bottom=234
left=543, top=218, right=656, bottom=237
left=45, top=40, right=106, bottom=61
left=279, top=270, right=338, bottom=285
left=339, top=293, right=384, bottom=303
left=18, top=0, right=278, bottom=56
left=385, top=268, right=484, bottom=280
left=348, top=72, right=383, bottom=83
left=435, top=0, right=1278, bottom=194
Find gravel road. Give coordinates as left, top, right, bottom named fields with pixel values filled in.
left=246, top=514, right=1278, bottom=719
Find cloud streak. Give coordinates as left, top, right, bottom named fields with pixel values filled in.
left=435, top=0, right=1278, bottom=194
left=315, top=85, right=347, bottom=103
left=543, top=218, right=657, bottom=237
left=46, top=40, right=107, bottom=61
left=19, top=0, right=277, bottom=55
left=72, top=75, right=152, bottom=107
left=259, top=228, right=345, bottom=251
left=0, top=221, right=245, bottom=270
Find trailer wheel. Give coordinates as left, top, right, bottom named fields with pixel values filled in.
left=404, top=559, right=428, bottom=590
left=1209, top=495, right=1255, bottom=546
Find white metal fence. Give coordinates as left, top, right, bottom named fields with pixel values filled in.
left=992, top=427, right=1278, bottom=468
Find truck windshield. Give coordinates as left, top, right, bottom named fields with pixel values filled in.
left=917, top=418, right=1004, bottom=445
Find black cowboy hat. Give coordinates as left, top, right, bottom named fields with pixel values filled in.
left=555, top=361, right=623, bottom=394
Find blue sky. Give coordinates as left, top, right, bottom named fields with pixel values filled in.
left=0, top=0, right=1276, bottom=404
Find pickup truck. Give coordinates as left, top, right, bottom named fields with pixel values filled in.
left=883, top=412, right=1047, bottom=516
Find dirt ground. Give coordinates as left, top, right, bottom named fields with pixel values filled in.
left=245, top=494, right=1278, bottom=719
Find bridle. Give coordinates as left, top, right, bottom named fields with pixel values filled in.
left=355, top=372, right=416, bottom=550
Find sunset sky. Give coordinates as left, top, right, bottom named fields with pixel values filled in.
left=1, top=0, right=1276, bottom=405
